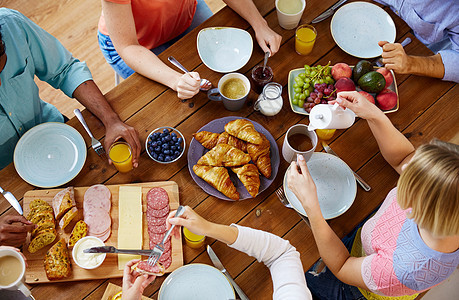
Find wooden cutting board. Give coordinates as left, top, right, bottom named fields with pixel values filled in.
left=22, top=181, right=183, bottom=284
left=101, top=283, right=152, bottom=300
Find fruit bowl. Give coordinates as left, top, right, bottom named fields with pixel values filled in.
left=288, top=66, right=399, bottom=116
left=146, top=127, right=186, bottom=164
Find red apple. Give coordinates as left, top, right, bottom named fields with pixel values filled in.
left=376, top=68, right=393, bottom=88
left=335, top=78, right=356, bottom=93
left=358, top=91, right=375, bottom=104
left=331, top=63, right=352, bottom=81
left=376, top=89, right=397, bottom=110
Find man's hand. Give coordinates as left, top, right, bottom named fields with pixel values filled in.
left=379, top=41, right=411, bottom=74
left=0, top=215, right=35, bottom=247
left=103, top=120, right=141, bottom=168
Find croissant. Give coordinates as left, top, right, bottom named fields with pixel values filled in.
left=197, top=144, right=251, bottom=167
left=224, top=119, right=263, bottom=145
left=231, top=164, right=260, bottom=198
left=193, top=131, right=220, bottom=149
left=193, top=165, right=239, bottom=200
left=193, top=131, right=247, bottom=152
left=216, top=132, right=247, bottom=152
left=247, top=133, right=271, bottom=178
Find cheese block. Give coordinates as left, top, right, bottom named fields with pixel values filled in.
left=117, top=186, right=142, bottom=270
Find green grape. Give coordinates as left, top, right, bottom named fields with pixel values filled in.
left=323, top=68, right=330, bottom=76
left=305, top=78, right=311, bottom=83
left=318, top=79, right=325, bottom=84
left=304, top=89, right=310, bottom=97
left=298, top=99, right=305, bottom=108
left=304, top=83, right=310, bottom=89
left=317, top=65, right=322, bottom=69
left=292, top=97, right=299, bottom=106
left=298, top=73, right=306, bottom=79
left=304, top=69, right=311, bottom=76
left=294, top=87, right=302, bottom=93
left=313, top=80, right=320, bottom=86
left=294, top=77, right=304, bottom=85
left=299, top=94, right=306, bottom=100
left=293, top=82, right=300, bottom=89
left=294, top=93, right=300, bottom=100
left=325, top=76, right=332, bottom=82
left=310, top=70, right=317, bottom=77
left=304, top=65, right=311, bottom=70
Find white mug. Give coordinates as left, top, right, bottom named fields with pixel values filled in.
left=308, top=103, right=356, bottom=130
left=0, top=247, right=31, bottom=298
left=282, top=124, right=318, bottom=162
left=275, top=0, right=306, bottom=30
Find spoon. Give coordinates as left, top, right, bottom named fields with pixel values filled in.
left=262, top=51, right=269, bottom=73
left=168, top=56, right=212, bottom=91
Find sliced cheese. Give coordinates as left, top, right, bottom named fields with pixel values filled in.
left=118, top=186, right=143, bottom=270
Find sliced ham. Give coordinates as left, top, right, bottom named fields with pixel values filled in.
left=84, top=185, right=111, bottom=213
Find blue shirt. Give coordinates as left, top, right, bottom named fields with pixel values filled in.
left=375, top=0, right=459, bottom=83
left=0, top=8, right=92, bottom=170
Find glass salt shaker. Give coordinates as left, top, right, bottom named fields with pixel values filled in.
left=254, top=82, right=283, bottom=116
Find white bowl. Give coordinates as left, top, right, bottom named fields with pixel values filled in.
left=197, top=27, right=253, bottom=73
left=146, top=126, right=186, bottom=164
left=72, top=236, right=106, bottom=270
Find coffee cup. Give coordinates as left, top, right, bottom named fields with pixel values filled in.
left=275, top=0, right=306, bottom=30
left=0, top=247, right=31, bottom=298
left=207, top=73, right=250, bottom=111
left=282, top=124, right=317, bottom=162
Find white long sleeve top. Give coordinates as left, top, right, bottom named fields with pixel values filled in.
left=228, top=224, right=312, bottom=300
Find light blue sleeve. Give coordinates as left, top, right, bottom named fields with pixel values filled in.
left=438, top=28, right=459, bottom=83
left=11, top=10, right=93, bottom=97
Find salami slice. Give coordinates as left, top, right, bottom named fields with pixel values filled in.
left=146, top=215, right=168, bottom=226
left=146, top=188, right=169, bottom=210
left=149, top=223, right=167, bottom=234
left=148, top=205, right=170, bottom=218
left=149, top=237, right=171, bottom=250
left=160, top=247, right=171, bottom=261
left=160, top=255, right=172, bottom=269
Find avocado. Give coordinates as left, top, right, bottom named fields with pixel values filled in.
left=358, top=71, right=386, bottom=93
left=353, top=60, right=373, bottom=82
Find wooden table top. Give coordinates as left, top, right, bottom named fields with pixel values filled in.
left=0, top=0, right=457, bottom=299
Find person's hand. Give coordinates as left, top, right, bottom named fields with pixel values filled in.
left=176, top=72, right=200, bottom=100
left=0, top=215, right=35, bottom=247
left=254, top=24, right=282, bottom=56
left=329, top=91, right=382, bottom=120
left=0, top=246, right=28, bottom=266
left=379, top=41, right=411, bottom=74
left=286, top=155, right=320, bottom=213
left=166, top=206, right=212, bottom=239
left=103, top=120, right=141, bottom=168
left=122, top=259, right=156, bottom=300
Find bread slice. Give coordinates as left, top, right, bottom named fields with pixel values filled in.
left=68, top=220, right=88, bottom=247
left=27, top=205, right=53, bottom=221
left=132, top=261, right=165, bottom=276
left=31, top=216, right=55, bottom=238
left=29, top=210, right=55, bottom=225
left=28, top=228, right=57, bottom=253
left=53, top=187, right=76, bottom=220
left=29, top=199, right=51, bottom=210
left=59, top=207, right=78, bottom=230
left=44, top=238, right=71, bottom=280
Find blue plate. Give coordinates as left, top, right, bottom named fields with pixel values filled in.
left=283, top=152, right=356, bottom=219
left=13, top=122, right=87, bottom=188
left=331, top=2, right=396, bottom=58
left=158, top=264, right=235, bottom=300
left=197, top=27, right=253, bottom=73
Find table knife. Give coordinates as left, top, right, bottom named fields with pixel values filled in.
left=84, top=246, right=152, bottom=256
left=0, top=186, right=23, bottom=215
left=311, top=0, right=347, bottom=23
left=321, top=142, right=371, bottom=192
left=207, top=245, right=249, bottom=300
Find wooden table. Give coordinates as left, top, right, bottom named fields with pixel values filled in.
left=0, top=0, right=457, bottom=299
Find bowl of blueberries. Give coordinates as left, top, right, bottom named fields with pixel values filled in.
left=146, top=127, right=185, bottom=163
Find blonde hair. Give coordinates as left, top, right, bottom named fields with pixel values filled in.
left=397, top=139, right=459, bottom=236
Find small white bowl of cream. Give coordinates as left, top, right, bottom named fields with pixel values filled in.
left=72, top=236, right=106, bottom=270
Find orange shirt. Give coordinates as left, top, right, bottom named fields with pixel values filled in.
left=99, top=0, right=197, bottom=50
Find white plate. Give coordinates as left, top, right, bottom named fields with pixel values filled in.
left=158, top=264, right=235, bottom=300
left=283, top=152, right=357, bottom=219
left=13, top=122, right=87, bottom=188
left=331, top=2, right=396, bottom=58
left=197, top=27, right=253, bottom=73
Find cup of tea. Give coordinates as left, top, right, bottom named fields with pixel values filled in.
left=207, top=73, right=250, bottom=111
left=282, top=124, right=318, bottom=162
left=0, top=247, right=31, bottom=298
left=275, top=0, right=306, bottom=30
left=109, top=141, right=133, bottom=173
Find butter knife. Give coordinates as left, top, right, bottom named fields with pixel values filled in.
left=0, top=186, right=23, bottom=215
left=84, top=246, right=152, bottom=256
left=311, top=0, right=347, bottom=23
left=321, top=142, right=371, bottom=192
left=207, top=245, right=249, bottom=300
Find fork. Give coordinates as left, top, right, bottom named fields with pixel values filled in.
left=275, top=187, right=311, bottom=228
left=147, top=205, right=185, bottom=267
left=74, top=109, right=106, bottom=156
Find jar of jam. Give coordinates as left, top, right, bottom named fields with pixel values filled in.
left=250, top=64, right=274, bottom=94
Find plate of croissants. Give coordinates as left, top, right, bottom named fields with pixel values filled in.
left=188, top=117, right=280, bottom=201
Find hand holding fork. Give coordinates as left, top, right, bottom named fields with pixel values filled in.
left=74, top=109, right=105, bottom=157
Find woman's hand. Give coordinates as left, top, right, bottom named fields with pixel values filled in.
left=166, top=206, right=212, bottom=239
left=330, top=91, right=382, bottom=120
left=175, top=72, right=201, bottom=100
left=286, top=155, right=320, bottom=213
left=254, top=24, right=282, bottom=56
left=122, top=259, right=155, bottom=300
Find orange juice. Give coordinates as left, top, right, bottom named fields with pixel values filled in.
left=316, top=129, right=336, bottom=140
left=295, top=25, right=317, bottom=55
left=183, top=227, right=205, bottom=249
left=109, top=142, right=133, bottom=173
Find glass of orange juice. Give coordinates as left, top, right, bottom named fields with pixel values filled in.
left=295, top=24, right=317, bottom=55
left=109, top=141, right=133, bottom=173
left=183, top=227, right=205, bottom=249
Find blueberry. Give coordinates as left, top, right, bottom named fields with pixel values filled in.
left=172, top=137, right=178, bottom=143
left=148, top=146, right=154, bottom=152
left=163, top=128, right=170, bottom=134
left=153, top=132, right=160, bottom=139
left=163, top=149, right=170, bottom=155
left=162, top=143, right=169, bottom=149
left=158, top=154, right=164, bottom=161
left=152, top=142, right=158, bottom=148
left=160, top=137, right=165, bottom=143
left=177, top=137, right=183, bottom=143
left=177, top=145, right=182, bottom=152
left=154, top=146, right=161, bottom=153
left=152, top=152, right=158, bottom=159
left=171, top=132, right=177, bottom=138
left=174, top=150, right=180, bottom=156
left=165, top=135, right=171, bottom=142
left=147, top=140, right=152, bottom=146
left=165, top=155, right=172, bottom=162
left=171, top=145, right=176, bottom=151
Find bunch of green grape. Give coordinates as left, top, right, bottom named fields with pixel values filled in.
left=292, top=62, right=334, bottom=108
